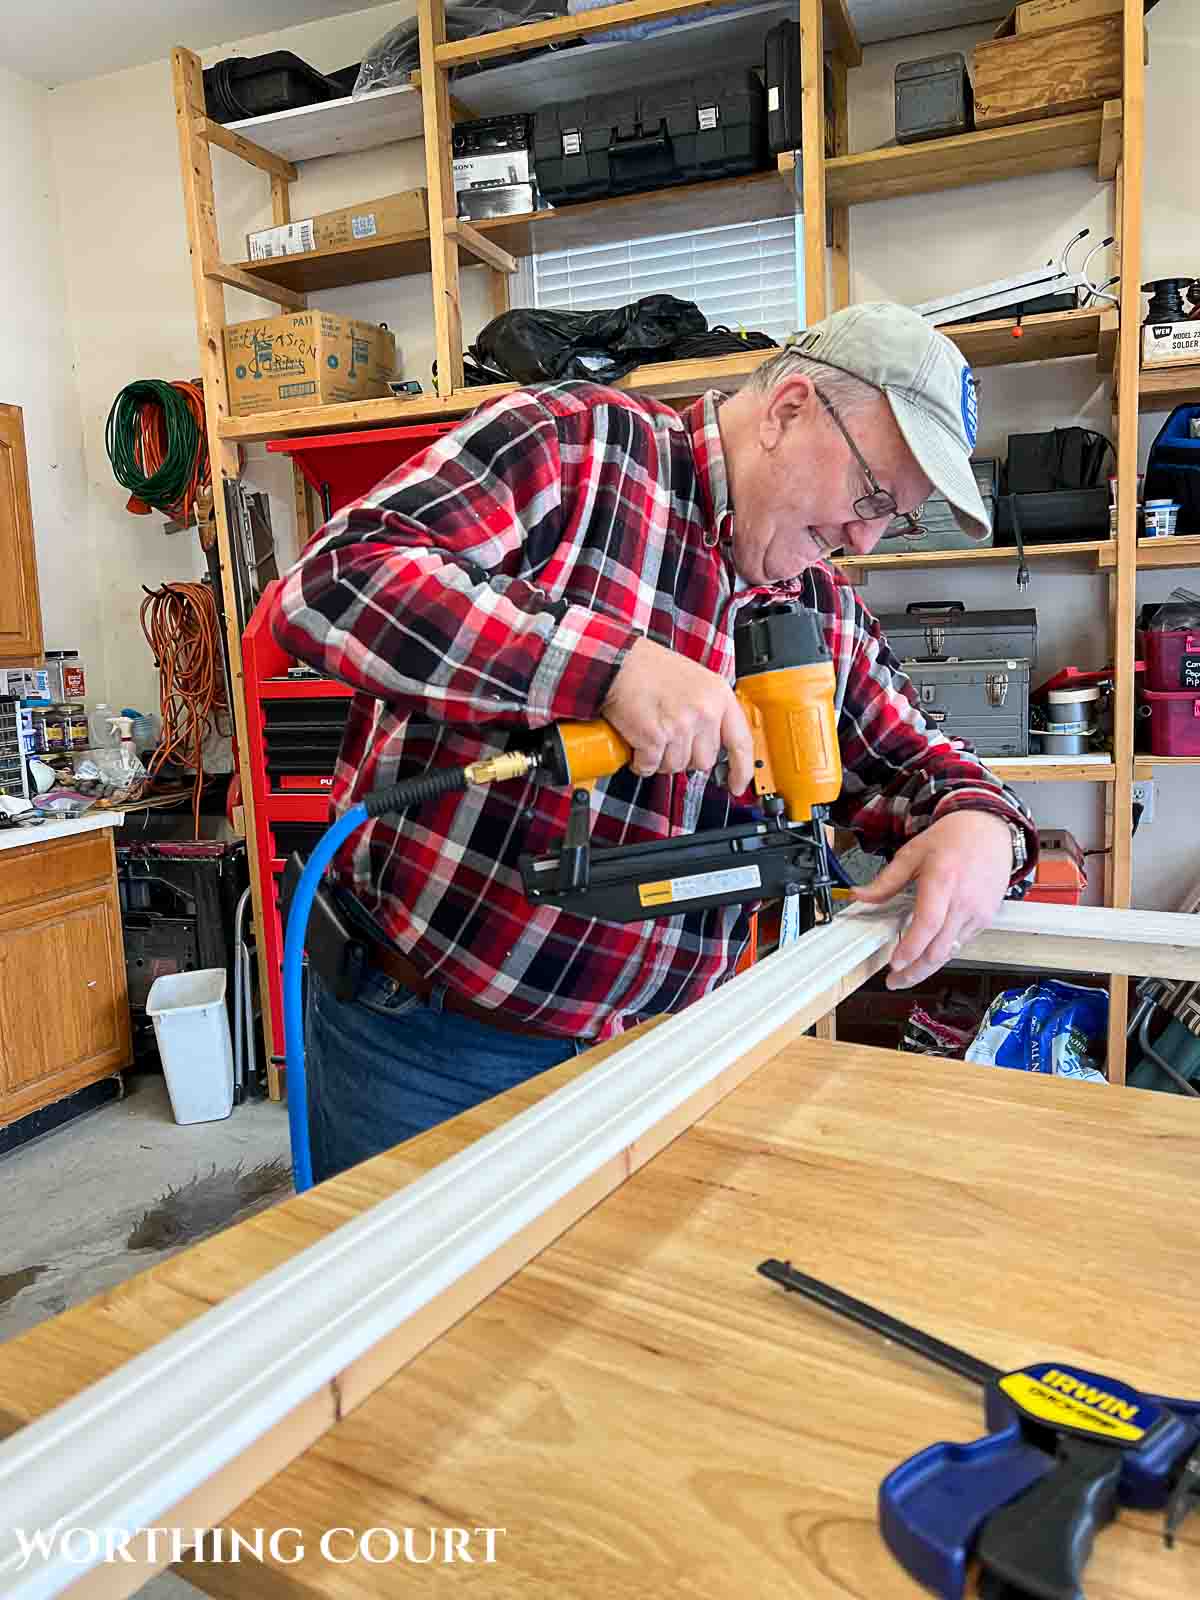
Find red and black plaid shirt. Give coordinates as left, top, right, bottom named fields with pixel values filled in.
left=271, top=382, right=1035, bottom=1041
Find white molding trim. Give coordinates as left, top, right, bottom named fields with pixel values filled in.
left=3, top=900, right=1200, bottom=1597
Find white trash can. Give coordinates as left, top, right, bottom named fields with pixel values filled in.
left=146, top=969, right=235, bottom=1124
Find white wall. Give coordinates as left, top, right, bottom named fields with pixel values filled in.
left=46, top=0, right=488, bottom=711
left=0, top=65, right=100, bottom=691
left=842, top=4, right=1198, bottom=910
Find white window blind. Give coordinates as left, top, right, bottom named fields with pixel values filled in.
left=531, top=214, right=804, bottom=345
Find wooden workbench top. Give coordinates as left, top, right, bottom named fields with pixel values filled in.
left=1, top=1037, right=1197, bottom=1598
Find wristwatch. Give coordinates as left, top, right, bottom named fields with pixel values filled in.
left=1006, top=821, right=1028, bottom=875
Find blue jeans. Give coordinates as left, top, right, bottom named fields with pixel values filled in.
left=304, top=968, right=586, bottom=1183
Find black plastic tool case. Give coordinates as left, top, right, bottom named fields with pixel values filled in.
left=764, top=20, right=834, bottom=157
left=533, top=69, right=766, bottom=206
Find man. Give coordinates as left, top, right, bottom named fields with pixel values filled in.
left=271, top=301, right=1036, bottom=1182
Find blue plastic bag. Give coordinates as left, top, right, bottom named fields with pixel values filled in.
left=965, top=979, right=1108, bottom=1082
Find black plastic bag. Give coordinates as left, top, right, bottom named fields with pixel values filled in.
left=469, top=295, right=708, bottom=385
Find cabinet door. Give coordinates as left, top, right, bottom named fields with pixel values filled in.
left=0, top=882, right=131, bottom=1125
left=0, top=402, right=45, bottom=662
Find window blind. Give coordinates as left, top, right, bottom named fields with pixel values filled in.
left=531, top=214, right=804, bottom=345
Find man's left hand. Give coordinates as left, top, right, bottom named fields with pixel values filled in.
left=850, top=811, right=1014, bottom=990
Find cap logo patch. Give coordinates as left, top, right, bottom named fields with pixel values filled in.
left=961, top=368, right=979, bottom=450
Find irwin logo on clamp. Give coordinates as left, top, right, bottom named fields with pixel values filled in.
left=1036, top=1367, right=1140, bottom=1422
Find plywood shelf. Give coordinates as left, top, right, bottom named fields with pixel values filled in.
left=946, top=307, right=1109, bottom=369
left=224, top=84, right=424, bottom=163
left=1135, top=756, right=1200, bottom=778
left=837, top=538, right=1112, bottom=581
left=232, top=170, right=791, bottom=294
left=1097, top=535, right=1200, bottom=570
left=781, top=105, right=1114, bottom=209
left=989, top=756, right=1117, bottom=784
left=218, top=348, right=771, bottom=443
left=1140, top=363, right=1200, bottom=408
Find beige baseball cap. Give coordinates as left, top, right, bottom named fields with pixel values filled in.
left=787, top=301, right=987, bottom=541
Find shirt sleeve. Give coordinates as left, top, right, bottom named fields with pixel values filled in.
left=820, top=572, right=1038, bottom=887
left=268, top=391, right=640, bottom=729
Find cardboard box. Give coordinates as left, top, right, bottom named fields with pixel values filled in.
left=993, top=0, right=1121, bottom=38
left=246, top=190, right=427, bottom=261
left=973, top=14, right=1123, bottom=128
left=223, top=312, right=396, bottom=417
left=1142, top=321, right=1200, bottom=369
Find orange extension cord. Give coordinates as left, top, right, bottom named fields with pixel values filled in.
left=140, top=581, right=230, bottom=836
left=114, top=380, right=211, bottom=527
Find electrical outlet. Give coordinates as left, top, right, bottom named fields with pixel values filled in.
left=1132, top=780, right=1156, bottom=824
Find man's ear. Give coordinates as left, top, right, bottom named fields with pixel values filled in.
left=759, top=374, right=816, bottom=451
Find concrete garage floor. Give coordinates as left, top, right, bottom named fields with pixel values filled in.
left=0, top=1068, right=293, bottom=1600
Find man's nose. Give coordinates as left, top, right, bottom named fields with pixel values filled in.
left=841, top=519, right=888, bottom=555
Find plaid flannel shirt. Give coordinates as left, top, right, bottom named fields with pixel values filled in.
left=270, top=381, right=1036, bottom=1041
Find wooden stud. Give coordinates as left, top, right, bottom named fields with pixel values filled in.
left=445, top=217, right=518, bottom=275
left=292, top=464, right=315, bottom=553
left=193, top=116, right=299, bottom=182
left=1105, top=0, right=1147, bottom=1087
left=270, top=174, right=291, bottom=227
left=829, top=51, right=850, bottom=312
left=171, top=47, right=283, bottom=1095
left=1098, top=97, right=1123, bottom=180
left=417, top=0, right=464, bottom=396
left=799, top=0, right=827, bottom=324
left=489, top=264, right=512, bottom=321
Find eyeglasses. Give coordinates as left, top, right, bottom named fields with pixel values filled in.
left=814, top=387, right=923, bottom=535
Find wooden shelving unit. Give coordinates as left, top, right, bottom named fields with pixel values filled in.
left=173, top=0, right=1166, bottom=1089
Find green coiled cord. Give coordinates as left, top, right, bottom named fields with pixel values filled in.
left=105, top=379, right=204, bottom=519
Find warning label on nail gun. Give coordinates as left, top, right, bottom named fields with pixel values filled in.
left=638, top=864, right=761, bottom=909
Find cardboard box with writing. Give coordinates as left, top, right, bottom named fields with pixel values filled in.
left=247, top=190, right=427, bottom=261
left=993, top=0, right=1121, bottom=38
left=974, top=14, right=1124, bottom=128
left=224, top=312, right=396, bottom=417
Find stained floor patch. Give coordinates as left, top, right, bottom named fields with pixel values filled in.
left=0, top=1266, right=47, bottom=1309
left=127, top=1158, right=293, bottom=1252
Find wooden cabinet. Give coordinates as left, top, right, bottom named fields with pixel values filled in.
left=0, top=828, right=131, bottom=1127
left=0, top=402, right=45, bottom=663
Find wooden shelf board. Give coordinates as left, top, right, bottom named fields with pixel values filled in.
left=836, top=538, right=1111, bottom=580
left=223, top=84, right=423, bottom=163
left=1135, top=756, right=1200, bottom=778
left=1140, top=363, right=1200, bottom=409
left=989, top=756, right=1117, bottom=784
left=945, top=307, right=1107, bottom=369
left=232, top=170, right=791, bottom=293
left=1094, top=534, right=1200, bottom=571
left=436, top=0, right=859, bottom=76
left=785, top=106, right=1112, bottom=209
left=218, top=349, right=771, bottom=443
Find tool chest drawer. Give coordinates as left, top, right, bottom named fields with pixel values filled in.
left=907, top=659, right=1031, bottom=757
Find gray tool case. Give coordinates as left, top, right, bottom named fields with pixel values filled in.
left=876, top=601, right=1037, bottom=668
left=903, top=659, right=1031, bottom=757
left=874, top=458, right=999, bottom=555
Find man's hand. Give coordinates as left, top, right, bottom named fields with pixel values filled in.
left=851, top=811, right=1014, bottom=990
left=602, top=637, right=756, bottom=794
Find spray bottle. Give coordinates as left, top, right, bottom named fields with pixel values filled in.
left=105, top=714, right=146, bottom=786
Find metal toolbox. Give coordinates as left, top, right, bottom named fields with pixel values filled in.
left=895, top=52, right=974, bottom=144
left=877, top=601, right=1037, bottom=667
left=875, top=458, right=999, bottom=554
left=905, top=659, right=1031, bottom=757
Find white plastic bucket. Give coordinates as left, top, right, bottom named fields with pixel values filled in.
left=146, top=969, right=234, bottom=1124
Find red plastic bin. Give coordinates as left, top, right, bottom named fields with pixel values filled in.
left=1138, top=686, right=1200, bottom=756
left=1143, top=627, right=1200, bottom=693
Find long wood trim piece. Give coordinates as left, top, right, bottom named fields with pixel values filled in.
left=5, top=899, right=1200, bottom=1595
left=0, top=904, right=906, bottom=1599
left=960, top=900, right=1200, bottom=982
left=193, top=117, right=298, bottom=182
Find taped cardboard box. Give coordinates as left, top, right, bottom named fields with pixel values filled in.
left=247, top=190, right=427, bottom=261
left=224, top=312, right=396, bottom=417
left=973, top=14, right=1124, bottom=128
left=993, top=0, right=1121, bottom=37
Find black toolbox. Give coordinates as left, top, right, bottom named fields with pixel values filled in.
left=995, top=488, right=1110, bottom=546
left=203, top=52, right=341, bottom=124
left=763, top=21, right=834, bottom=157
left=894, top=52, right=973, bottom=144
left=533, top=69, right=767, bottom=207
